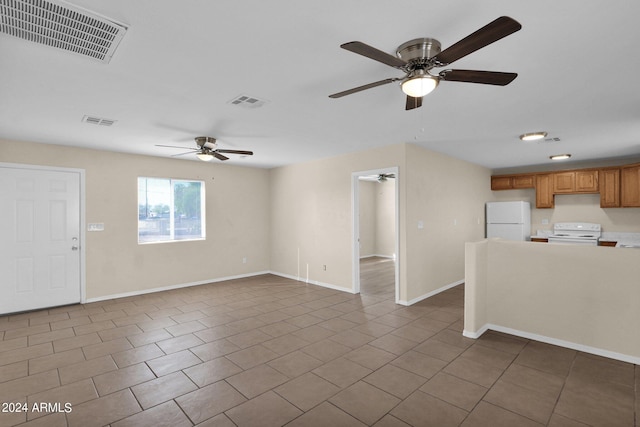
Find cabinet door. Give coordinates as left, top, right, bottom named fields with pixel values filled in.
left=575, top=170, right=598, bottom=192
left=512, top=175, right=535, bottom=189
left=600, top=169, right=620, bottom=208
left=553, top=172, right=575, bottom=193
left=536, top=174, right=554, bottom=208
left=491, top=176, right=512, bottom=190
left=621, top=166, right=640, bottom=207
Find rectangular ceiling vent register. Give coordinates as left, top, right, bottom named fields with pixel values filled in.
left=82, top=115, right=116, bottom=126
left=540, top=137, right=561, bottom=143
left=227, top=94, right=269, bottom=109
left=0, top=0, right=127, bottom=63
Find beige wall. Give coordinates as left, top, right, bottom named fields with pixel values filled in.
left=375, top=179, right=396, bottom=257
left=269, top=144, right=407, bottom=293
left=492, top=189, right=640, bottom=234
left=0, top=139, right=270, bottom=300
left=269, top=143, right=493, bottom=303
left=465, top=239, right=640, bottom=363
left=358, top=180, right=376, bottom=257
left=2, top=138, right=495, bottom=305
left=403, top=144, right=493, bottom=302
left=358, top=179, right=396, bottom=258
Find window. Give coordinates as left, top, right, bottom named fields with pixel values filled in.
left=138, top=177, right=205, bottom=243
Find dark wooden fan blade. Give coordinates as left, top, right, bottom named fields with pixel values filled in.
left=440, top=69, right=517, bottom=85
left=216, top=149, right=254, bottom=155
left=405, top=96, right=422, bottom=110
left=341, top=41, right=407, bottom=68
left=329, top=78, right=398, bottom=98
left=213, top=152, right=229, bottom=161
left=433, top=16, right=521, bottom=66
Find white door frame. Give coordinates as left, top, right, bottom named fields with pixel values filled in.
left=0, top=162, right=87, bottom=306
left=351, top=166, right=400, bottom=303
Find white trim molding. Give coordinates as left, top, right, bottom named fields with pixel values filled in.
left=397, top=279, right=464, bottom=306
left=269, top=271, right=357, bottom=294
left=464, top=323, right=640, bottom=366
left=85, top=271, right=270, bottom=303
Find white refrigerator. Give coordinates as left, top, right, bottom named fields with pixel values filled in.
left=486, top=201, right=531, bottom=241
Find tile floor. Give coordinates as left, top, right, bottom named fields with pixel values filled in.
left=0, top=274, right=637, bottom=427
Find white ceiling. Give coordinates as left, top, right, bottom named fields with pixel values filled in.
left=2, top=0, right=640, bottom=170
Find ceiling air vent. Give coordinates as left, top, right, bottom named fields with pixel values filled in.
left=539, top=137, right=561, bottom=143
left=0, top=0, right=128, bottom=63
left=227, top=94, right=269, bottom=109
left=82, top=115, right=116, bottom=126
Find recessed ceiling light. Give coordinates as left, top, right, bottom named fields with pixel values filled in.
left=519, top=132, right=548, bottom=141
left=550, top=154, right=571, bottom=160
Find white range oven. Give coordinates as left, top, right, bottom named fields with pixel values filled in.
left=547, top=222, right=601, bottom=246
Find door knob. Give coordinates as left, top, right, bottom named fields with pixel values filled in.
left=71, top=246, right=79, bottom=251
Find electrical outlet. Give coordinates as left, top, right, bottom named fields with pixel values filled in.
left=323, top=265, right=326, bottom=271
left=242, top=257, right=247, bottom=264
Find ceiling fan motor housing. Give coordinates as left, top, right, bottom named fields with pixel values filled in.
left=195, top=136, right=217, bottom=149
left=396, top=38, right=441, bottom=62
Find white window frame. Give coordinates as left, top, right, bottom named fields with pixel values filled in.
left=138, top=177, right=206, bottom=244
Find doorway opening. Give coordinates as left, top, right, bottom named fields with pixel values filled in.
left=352, top=167, right=399, bottom=302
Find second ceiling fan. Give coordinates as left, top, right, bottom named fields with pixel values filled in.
left=329, top=16, right=522, bottom=110
left=156, top=136, right=253, bottom=162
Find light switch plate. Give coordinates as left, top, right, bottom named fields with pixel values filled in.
left=88, top=223, right=104, bottom=231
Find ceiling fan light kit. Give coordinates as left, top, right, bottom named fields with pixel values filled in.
left=329, top=16, right=522, bottom=110
left=401, top=71, right=439, bottom=98
left=196, top=152, right=214, bottom=161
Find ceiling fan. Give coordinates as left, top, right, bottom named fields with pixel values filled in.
left=377, top=173, right=395, bottom=182
left=329, top=16, right=522, bottom=110
left=156, top=136, right=254, bottom=162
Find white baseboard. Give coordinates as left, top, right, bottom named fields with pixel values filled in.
left=359, top=254, right=395, bottom=259
left=84, top=271, right=271, bottom=303
left=397, top=279, right=464, bottom=306
left=268, top=271, right=357, bottom=294
left=464, top=323, right=640, bottom=365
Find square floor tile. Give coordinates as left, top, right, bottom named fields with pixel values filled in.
left=183, top=356, right=243, bottom=387
left=67, top=389, right=141, bottom=427
left=329, top=381, right=401, bottom=425
left=146, top=349, right=201, bottom=376
left=176, top=381, right=247, bottom=424
left=224, top=344, right=279, bottom=369
left=286, top=401, right=366, bottom=427
left=226, top=391, right=302, bottom=427
left=419, top=372, right=487, bottom=411
left=461, top=401, right=542, bottom=427
left=93, top=363, right=156, bottom=396
left=391, top=390, right=467, bottom=427
left=391, top=350, right=447, bottom=379
left=131, top=371, right=197, bottom=410
left=364, top=364, right=428, bottom=399
left=226, top=364, right=289, bottom=399
left=300, top=339, right=351, bottom=362
left=274, top=372, right=341, bottom=411
left=343, top=345, right=397, bottom=370
left=267, top=350, right=324, bottom=378
left=312, top=357, right=372, bottom=388
left=112, top=400, right=192, bottom=427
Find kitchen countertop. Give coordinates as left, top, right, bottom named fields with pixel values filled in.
left=531, top=231, right=640, bottom=247
left=600, top=232, right=640, bottom=248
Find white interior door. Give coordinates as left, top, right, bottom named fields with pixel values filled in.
left=0, top=166, right=81, bottom=314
